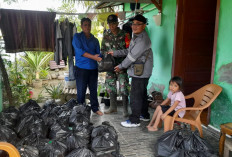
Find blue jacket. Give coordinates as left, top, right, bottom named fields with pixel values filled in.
left=72, top=32, right=100, bottom=70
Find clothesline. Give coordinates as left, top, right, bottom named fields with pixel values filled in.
left=56, top=9, right=154, bottom=16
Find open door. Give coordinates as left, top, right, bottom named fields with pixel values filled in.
left=172, top=0, right=217, bottom=125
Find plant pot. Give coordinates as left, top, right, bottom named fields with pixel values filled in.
left=55, top=99, right=61, bottom=105
left=64, top=78, right=76, bottom=88
left=103, top=98, right=110, bottom=106
left=32, top=79, right=42, bottom=88
left=42, top=79, right=49, bottom=85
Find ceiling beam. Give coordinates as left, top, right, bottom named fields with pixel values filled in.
left=150, top=0, right=162, bottom=13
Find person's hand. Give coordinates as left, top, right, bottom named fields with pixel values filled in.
left=114, top=66, right=121, bottom=72
left=161, top=114, right=166, bottom=120
left=94, top=54, right=102, bottom=62
left=107, top=51, right=114, bottom=56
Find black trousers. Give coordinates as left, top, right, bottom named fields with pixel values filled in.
left=74, top=67, right=99, bottom=112
left=129, top=77, right=150, bottom=123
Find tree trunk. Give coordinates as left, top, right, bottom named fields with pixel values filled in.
left=0, top=55, right=14, bottom=107
left=36, top=71, right=40, bottom=80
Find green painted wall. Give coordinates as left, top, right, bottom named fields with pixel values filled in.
left=124, top=0, right=232, bottom=129
left=210, top=0, right=232, bottom=128
left=124, top=1, right=176, bottom=97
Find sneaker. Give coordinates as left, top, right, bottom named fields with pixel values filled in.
left=121, top=120, right=140, bottom=127
left=140, top=115, right=150, bottom=122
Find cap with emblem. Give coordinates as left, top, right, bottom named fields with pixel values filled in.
left=107, top=14, right=118, bottom=24
left=130, top=14, right=148, bottom=24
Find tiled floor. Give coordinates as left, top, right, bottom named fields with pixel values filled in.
left=91, top=103, right=220, bottom=157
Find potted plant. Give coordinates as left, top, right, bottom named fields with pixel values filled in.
left=21, top=51, right=53, bottom=88
left=98, top=84, right=110, bottom=107
left=44, top=83, right=63, bottom=103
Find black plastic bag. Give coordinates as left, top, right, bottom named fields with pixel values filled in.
left=40, top=103, right=58, bottom=127
left=64, top=98, right=79, bottom=109
left=64, top=132, right=89, bottom=152
left=0, top=125, right=18, bottom=145
left=98, top=54, right=115, bottom=72
left=70, top=104, right=91, bottom=120
left=41, top=111, right=58, bottom=127
left=181, top=131, right=216, bottom=156
left=16, top=114, right=41, bottom=138
left=155, top=130, right=216, bottom=157
left=29, top=119, right=48, bottom=138
left=69, top=113, right=90, bottom=127
left=155, top=130, right=184, bottom=157
left=91, top=122, right=118, bottom=140
left=50, top=106, right=62, bottom=115
left=17, top=145, right=39, bottom=157
left=39, top=140, right=67, bottom=157
left=19, top=99, right=41, bottom=113
left=91, top=122, right=119, bottom=154
left=49, top=122, right=70, bottom=140
left=0, top=106, right=19, bottom=128
left=91, top=133, right=118, bottom=153
left=42, top=101, right=57, bottom=110
left=66, top=147, right=96, bottom=157
left=73, top=124, right=93, bottom=140
left=17, top=133, right=49, bottom=147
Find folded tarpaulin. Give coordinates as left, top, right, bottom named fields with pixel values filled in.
left=0, top=9, right=56, bottom=53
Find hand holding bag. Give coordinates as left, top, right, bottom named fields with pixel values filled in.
left=98, top=54, right=115, bottom=72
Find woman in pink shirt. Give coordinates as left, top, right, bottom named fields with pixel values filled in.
left=147, top=76, right=186, bottom=131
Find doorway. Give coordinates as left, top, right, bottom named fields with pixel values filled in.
left=172, top=0, right=217, bottom=125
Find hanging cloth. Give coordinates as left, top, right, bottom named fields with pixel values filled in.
left=0, top=9, right=56, bottom=53
left=60, top=18, right=75, bottom=80
left=54, top=19, right=63, bottom=65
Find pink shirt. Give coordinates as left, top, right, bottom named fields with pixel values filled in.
left=167, top=91, right=186, bottom=118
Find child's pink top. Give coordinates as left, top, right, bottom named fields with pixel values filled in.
left=167, top=91, right=186, bottom=118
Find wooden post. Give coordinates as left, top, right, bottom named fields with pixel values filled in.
left=0, top=55, right=14, bottom=107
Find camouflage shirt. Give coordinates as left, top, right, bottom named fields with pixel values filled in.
left=101, top=28, right=131, bottom=95
left=101, top=28, right=130, bottom=65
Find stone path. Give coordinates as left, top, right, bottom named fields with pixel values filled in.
left=91, top=104, right=220, bottom=157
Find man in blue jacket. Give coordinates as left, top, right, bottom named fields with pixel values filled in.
left=72, top=17, right=103, bottom=116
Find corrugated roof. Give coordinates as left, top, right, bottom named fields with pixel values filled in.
left=81, top=0, right=152, bottom=2
left=90, top=0, right=153, bottom=9
left=94, top=2, right=124, bottom=9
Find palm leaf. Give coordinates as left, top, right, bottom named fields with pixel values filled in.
left=20, top=51, right=54, bottom=79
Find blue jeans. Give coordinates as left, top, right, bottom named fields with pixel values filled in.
left=74, top=67, right=99, bottom=112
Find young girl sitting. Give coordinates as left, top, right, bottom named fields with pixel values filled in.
left=147, top=76, right=186, bottom=131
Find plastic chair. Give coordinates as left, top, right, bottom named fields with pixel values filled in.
left=164, top=84, right=222, bottom=137
left=0, top=142, right=20, bottom=157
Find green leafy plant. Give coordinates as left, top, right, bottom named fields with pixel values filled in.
left=35, top=90, right=44, bottom=103
left=40, top=68, right=49, bottom=79
left=1, top=55, right=31, bottom=106
left=11, top=84, right=31, bottom=106
left=45, top=83, right=63, bottom=100
left=20, top=51, right=53, bottom=80
left=98, top=84, right=109, bottom=98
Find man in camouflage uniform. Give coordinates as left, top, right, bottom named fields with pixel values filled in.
left=101, top=14, right=130, bottom=117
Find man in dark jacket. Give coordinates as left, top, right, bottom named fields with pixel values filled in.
left=108, top=14, right=153, bottom=127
